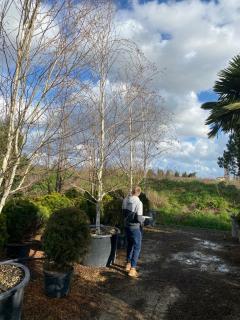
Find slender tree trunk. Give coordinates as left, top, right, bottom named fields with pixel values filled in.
left=129, top=104, right=133, bottom=193
left=96, top=76, right=105, bottom=234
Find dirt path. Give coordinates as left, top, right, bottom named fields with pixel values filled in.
left=23, top=226, right=240, bottom=320
left=97, top=227, right=240, bottom=320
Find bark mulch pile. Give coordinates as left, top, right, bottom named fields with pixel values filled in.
left=22, top=252, right=123, bottom=320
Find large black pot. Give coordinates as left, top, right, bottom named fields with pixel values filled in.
left=6, top=243, right=30, bottom=260
left=0, top=261, right=30, bottom=320
left=83, top=226, right=120, bottom=267
left=117, top=234, right=127, bottom=249
left=43, top=267, right=73, bottom=298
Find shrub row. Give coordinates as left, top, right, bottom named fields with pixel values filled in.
left=0, top=189, right=129, bottom=254
left=0, top=188, right=151, bottom=255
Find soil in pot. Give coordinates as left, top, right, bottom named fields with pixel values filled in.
left=0, top=264, right=24, bottom=293
left=0, top=262, right=30, bottom=320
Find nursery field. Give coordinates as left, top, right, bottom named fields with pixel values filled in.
left=22, top=226, right=240, bottom=320
left=146, top=178, right=240, bottom=231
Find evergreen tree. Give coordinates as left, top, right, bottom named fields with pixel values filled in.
left=218, top=130, right=240, bottom=178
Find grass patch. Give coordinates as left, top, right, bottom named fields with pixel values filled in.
left=146, top=178, right=240, bottom=231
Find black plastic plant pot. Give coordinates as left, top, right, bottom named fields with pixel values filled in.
left=6, top=243, right=30, bottom=259
left=43, top=267, right=73, bottom=298
left=107, top=233, right=118, bottom=267
left=117, top=234, right=127, bottom=249
left=0, top=261, right=30, bottom=320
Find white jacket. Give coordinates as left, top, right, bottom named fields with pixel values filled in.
left=122, top=195, right=144, bottom=227
left=122, top=195, right=143, bottom=215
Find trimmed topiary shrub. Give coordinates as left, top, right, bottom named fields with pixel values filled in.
left=2, top=199, right=43, bottom=243
left=35, top=193, right=73, bottom=215
left=0, top=214, right=8, bottom=254
left=43, top=207, right=90, bottom=269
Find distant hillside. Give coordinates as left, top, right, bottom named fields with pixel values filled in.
left=146, top=178, right=240, bottom=230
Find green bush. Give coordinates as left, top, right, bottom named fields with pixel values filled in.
left=35, top=193, right=73, bottom=215
left=144, top=178, right=240, bottom=230
left=0, top=214, right=8, bottom=254
left=103, top=196, right=124, bottom=230
left=43, top=207, right=90, bottom=269
left=75, top=192, right=96, bottom=224
left=3, top=199, right=43, bottom=243
left=139, top=192, right=150, bottom=214
left=65, top=188, right=81, bottom=200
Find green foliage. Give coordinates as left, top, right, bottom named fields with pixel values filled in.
left=74, top=192, right=96, bottom=224
left=218, top=130, right=240, bottom=178
left=139, top=192, right=150, bottom=214
left=201, top=55, right=240, bottom=137
left=174, top=171, right=180, bottom=177
left=3, top=199, right=43, bottom=243
left=103, top=191, right=124, bottom=230
left=0, top=214, right=8, bottom=254
left=35, top=193, right=73, bottom=215
left=43, top=207, right=90, bottom=268
left=65, top=188, right=81, bottom=199
left=188, top=172, right=196, bottom=178
left=147, top=178, right=240, bottom=230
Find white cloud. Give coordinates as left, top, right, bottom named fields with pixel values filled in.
left=116, top=0, right=240, bottom=93
left=115, top=0, right=240, bottom=177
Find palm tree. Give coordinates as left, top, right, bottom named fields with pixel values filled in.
left=201, top=55, right=240, bottom=137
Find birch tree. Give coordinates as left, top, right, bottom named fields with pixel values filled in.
left=70, top=2, right=143, bottom=232
left=0, top=0, right=97, bottom=213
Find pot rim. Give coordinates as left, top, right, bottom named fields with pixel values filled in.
left=0, top=261, right=30, bottom=301
left=89, top=225, right=120, bottom=237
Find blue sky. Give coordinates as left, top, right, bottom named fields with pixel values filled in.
left=114, top=0, right=240, bottom=177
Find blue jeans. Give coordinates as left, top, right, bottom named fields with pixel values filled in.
left=125, top=227, right=142, bottom=268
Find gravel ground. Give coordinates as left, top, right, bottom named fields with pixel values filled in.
left=22, top=226, right=240, bottom=320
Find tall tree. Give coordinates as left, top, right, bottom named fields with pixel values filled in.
left=0, top=0, right=97, bottom=212
left=218, top=130, right=240, bottom=178
left=201, top=55, right=240, bottom=137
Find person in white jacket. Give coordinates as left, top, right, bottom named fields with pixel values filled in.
left=122, top=186, right=145, bottom=277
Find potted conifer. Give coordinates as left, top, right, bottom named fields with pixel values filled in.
left=82, top=194, right=120, bottom=267
left=42, top=207, right=90, bottom=298
left=3, top=199, right=44, bottom=259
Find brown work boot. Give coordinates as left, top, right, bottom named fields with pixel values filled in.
left=125, top=263, right=131, bottom=272
left=128, top=268, right=138, bottom=278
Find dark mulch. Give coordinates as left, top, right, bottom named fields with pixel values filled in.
left=18, top=227, right=240, bottom=319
